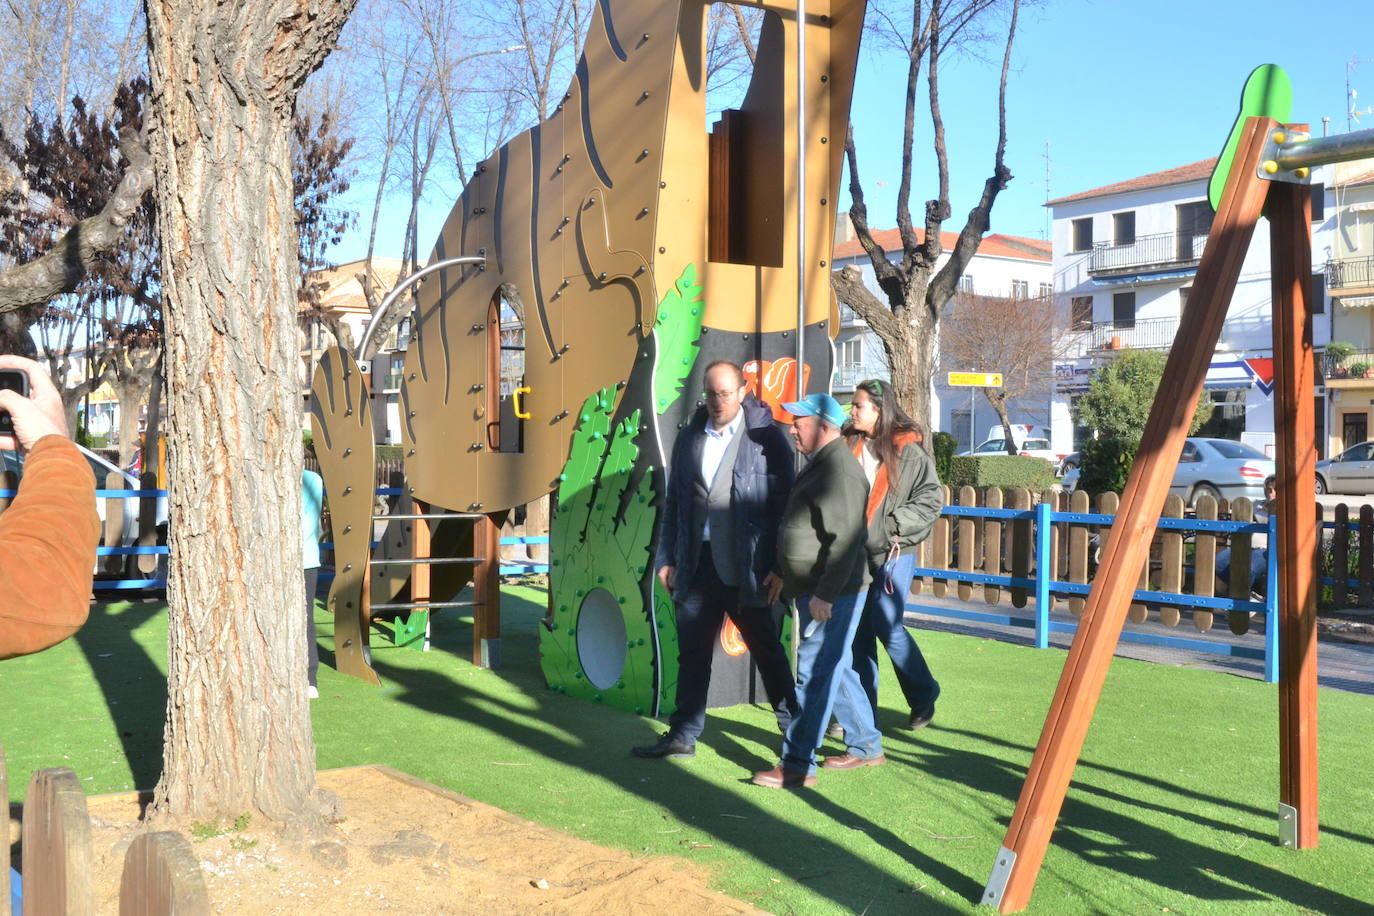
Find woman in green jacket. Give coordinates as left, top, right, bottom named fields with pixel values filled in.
left=833, top=379, right=944, bottom=737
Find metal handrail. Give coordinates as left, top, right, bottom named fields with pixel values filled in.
left=355, top=256, right=487, bottom=365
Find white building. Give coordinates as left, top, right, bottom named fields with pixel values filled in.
left=1046, top=158, right=1342, bottom=458
left=830, top=224, right=1053, bottom=449
left=1322, top=164, right=1374, bottom=452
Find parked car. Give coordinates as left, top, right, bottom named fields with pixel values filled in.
left=1059, top=437, right=1274, bottom=507
left=1057, top=451, right=1080, bottom=477
left=1, top=443, right=168, bottom=583
left=1315, top=441, right=1374, bottom=494
left=959, top=424, right=1060, bottom=465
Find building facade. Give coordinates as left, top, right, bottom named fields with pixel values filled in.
left=1046, top=157, right=1351, bottom=459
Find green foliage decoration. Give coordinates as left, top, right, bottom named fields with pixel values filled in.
left=1076, top=437, right=1138, bottom=497
left=651, top=263, right=705, bottom=414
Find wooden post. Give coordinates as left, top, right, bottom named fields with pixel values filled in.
left=21, top=768, right=94, bottom=916
left=471, top=514, right=502, bottom=668
left=986, top=117, right=1276, bottom=914
left=1268, top=173, right=1320, bottom=849
left=118, top=832, right=210, bottom=915
left=412, top=500, right=432, bottom=650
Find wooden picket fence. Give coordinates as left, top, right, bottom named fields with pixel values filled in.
left=3, top=746, right=209, bottom=915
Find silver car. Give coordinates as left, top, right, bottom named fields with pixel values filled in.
left=1315, top=441, right=1374, bottom=494
left=1059, top=437, right=1274, bottom=507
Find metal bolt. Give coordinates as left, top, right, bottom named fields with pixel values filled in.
left=343, top=447, right=352, bottom=457
left=638, top=208, right=649, bottom=217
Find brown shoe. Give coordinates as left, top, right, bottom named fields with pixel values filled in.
left=750, top=765, right=816, bottom=789
left=822, top=753, right=887, bottom=770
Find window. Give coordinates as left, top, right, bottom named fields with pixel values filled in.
left=1112, top=291, right=1136, bottom=328
left=1011, top=279, right=1029, bottom=298
left=1039, top=282, right=1053, bottom=299
left=1311, top=183, right=1325, bottom=222
left=1070, top=296, right=1093, bottom=330
left=837, top=337, right=861, bottom=367
left=1176, top=201, right=1213, bottom=260
left=1196, top=390, right=1247, bottom=440
left=958, top=274, right=974, bottom=293
left=1180, top=441, right=1201, bottom=463
left=1310, top=272, right=1326, bottom=315
left=1180, top=286, right=1191, bottom=313
left=1113, top=211, right=1136, bottom=246
left=1071, top=218, right=1093, bottom=252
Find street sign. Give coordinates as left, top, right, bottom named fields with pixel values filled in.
left=947, top=371, right=1003, bottom=387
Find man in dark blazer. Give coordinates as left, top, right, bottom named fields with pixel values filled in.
left=633, top=360, right=798, bottom=759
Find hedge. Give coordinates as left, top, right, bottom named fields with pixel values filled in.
left=946, top=454, right=1055, bottom=491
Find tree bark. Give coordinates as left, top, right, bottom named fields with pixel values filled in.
left=143, top=0, right=357, bottom=828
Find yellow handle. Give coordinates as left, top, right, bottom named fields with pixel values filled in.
left=513, top=386, right=532, bottom=419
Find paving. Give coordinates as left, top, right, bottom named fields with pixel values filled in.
left=903, top=591, right=1374, bottom=696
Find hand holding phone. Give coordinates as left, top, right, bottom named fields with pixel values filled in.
left=0, top=356, right=68, bottom=452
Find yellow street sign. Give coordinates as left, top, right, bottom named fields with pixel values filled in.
left=947, top=372, right=1003, bottom=387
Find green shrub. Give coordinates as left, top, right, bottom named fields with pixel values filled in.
left=376, top=444, right=405, bottom=461
left=1077, top=436, right=1135, bottom=495
left=932, top=431, right=958, bottom=485
left=947, top=454, right=1055, bottom=491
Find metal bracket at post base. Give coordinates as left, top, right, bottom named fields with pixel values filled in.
left=1278, top=802, right=1299, bottom=848
left=477, top=637, right=501, bottom=670
left=981, top=845, right=1016, bottom=908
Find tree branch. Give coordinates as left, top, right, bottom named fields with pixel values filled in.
left=0, top=125, right=152, bottom=314
left=831, top=265, right=901, bottom=340
left=844, top=124, right=904, bottom=307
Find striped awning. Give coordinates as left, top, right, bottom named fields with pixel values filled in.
left=1338, top=295, right=1374, bottom=308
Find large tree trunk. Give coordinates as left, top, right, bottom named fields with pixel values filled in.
left=144, top=0, right=356, bottom=827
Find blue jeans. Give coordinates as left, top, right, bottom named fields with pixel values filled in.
left=781, top=589, right=876, bottom=776
left=834, top=553, right=940, bottom=729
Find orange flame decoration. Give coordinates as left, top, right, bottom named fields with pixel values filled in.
left=742, top=359, right=811, bottom=423
left=719, top=618, right=748, bottom=656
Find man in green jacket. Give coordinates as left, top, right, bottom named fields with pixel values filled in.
left=752, top=393, right=873, bottom=789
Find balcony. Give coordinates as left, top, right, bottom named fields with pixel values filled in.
left=1324, top=347, right=1374, bottom=383
left=1326, top=256, right=1374, bottom=299
left=1062, top=313, right=1274, bottom=359
left=1088, top=231, right=1207, bottom=277
left=832, top=362, right=867, bottom=389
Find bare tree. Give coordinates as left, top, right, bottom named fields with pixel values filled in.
left=142, top=0, right=357, bottom=827
left=939, top=290, right=1071, bottom=452
left=830, top=0, right=1023, bottom=433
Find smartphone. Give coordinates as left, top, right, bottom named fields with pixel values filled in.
left=0, top=369, right=29, bottom=435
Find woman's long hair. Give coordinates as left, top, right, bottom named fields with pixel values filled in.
left=842, top=379, right=926, bottom=468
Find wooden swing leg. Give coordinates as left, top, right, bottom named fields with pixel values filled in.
left=985, top=117, right=1278, bottom=913
left=1267, top=176, right=1320, bottom=849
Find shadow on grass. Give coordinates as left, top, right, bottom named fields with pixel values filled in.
left=883, top=723, right=1374, bottom=912
left=72, top=599, right=168, bottom=792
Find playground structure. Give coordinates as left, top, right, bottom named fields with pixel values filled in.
left=982, top=67, right=1374, bottom=910
left=310, top=0, right=866, bottom=712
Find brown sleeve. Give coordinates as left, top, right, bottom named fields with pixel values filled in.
left=0, top=436, right=101, bottom=659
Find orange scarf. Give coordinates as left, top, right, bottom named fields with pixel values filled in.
left=853, top=430, right=920, bottom=523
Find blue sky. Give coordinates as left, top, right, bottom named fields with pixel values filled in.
left=333, top=0, right=1374, bottom=264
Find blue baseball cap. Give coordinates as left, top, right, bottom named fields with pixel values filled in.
left=782, top=392, right=847, bottom=428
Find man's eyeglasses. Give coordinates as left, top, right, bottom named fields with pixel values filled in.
left=705, top=388, right=743, bottom=400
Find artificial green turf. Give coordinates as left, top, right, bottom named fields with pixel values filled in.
left=3, top=589, right=1373, bottom=914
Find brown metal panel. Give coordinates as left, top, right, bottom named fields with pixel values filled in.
left=995, top=117, right=1274, bottom=913
left=1268, top=176, right=1319, bottom=849
left=309, top=348, right=381, bottom=686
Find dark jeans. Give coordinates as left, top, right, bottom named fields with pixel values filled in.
left=667, top=544, right=798, bottom=744
left=305, top=567, right=319, bottom=687
left=838, top=552, right=939, bottom=722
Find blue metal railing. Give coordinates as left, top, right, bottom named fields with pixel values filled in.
left=909, top=502, right=1281, bottom=683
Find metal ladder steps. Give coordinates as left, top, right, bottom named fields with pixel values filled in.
left=370, top=600, right=481, bottom=612
left=374, top=512, right=485, bottom=521
left=369, top=557, right=483, bottom=566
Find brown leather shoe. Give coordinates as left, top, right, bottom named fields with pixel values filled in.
left=750, top=765, right=816, bottom=789
left=822, top=753, right=887, bottom=770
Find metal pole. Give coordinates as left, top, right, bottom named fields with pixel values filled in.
left=1273, top=125, right=1374, bottom=170
left=354, top=255, right=487, bottom=366
left=794, top=0, right=806, bottom=401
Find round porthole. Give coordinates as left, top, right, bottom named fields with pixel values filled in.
left=576, top=588, right=628, bottom=689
